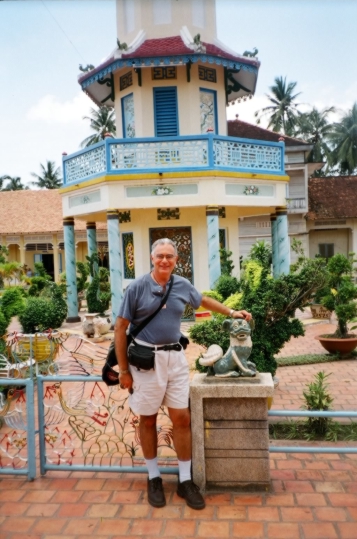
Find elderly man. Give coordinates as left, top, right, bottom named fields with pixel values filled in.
left=115, top=238, right=251, bottom=510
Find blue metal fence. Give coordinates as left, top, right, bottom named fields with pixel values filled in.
left=0, top=378, right=36, bottom=480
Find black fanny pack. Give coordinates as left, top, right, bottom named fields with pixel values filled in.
left=128, top=341, right=156, bottom=371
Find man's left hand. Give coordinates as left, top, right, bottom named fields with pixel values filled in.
left=233, top=310, right=252, bottom=322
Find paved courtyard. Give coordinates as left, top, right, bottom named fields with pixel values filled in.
left=1, top=314, right=357, bottom=539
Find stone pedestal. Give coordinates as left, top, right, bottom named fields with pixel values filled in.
left=190, top=373, right=274, bottom=491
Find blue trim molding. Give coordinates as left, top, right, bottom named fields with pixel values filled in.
left=80, top=54, right=258, bottom=91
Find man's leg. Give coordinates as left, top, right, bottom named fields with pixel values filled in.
left=140, top=414, right=166, bottom=508
left=168, top=407, right=205, bottom=510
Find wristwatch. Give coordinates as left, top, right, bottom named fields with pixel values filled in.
left=229, top=309, right=235, bottom=317
left=119, top=369, right=130, bottom=375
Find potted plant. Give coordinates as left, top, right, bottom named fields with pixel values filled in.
left=315, top=253, right=357, bottom=355
left=15, top=282, right=67, bottom=363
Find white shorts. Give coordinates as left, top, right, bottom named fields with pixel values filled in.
left=128, top=338, right=190, bottom=416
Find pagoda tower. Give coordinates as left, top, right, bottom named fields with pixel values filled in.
left=61, top=0, right=289, bottom=322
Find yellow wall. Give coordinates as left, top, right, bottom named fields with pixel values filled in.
left=114, top=63, right=227, bottom=138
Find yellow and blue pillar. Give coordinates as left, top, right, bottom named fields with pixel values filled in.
left=63, top=217, right=80, bottom=322
left=107, top=210, right=123, bottom=323
left=276, top=207, right=290, bottom=276
left=206, top=205, right=221, bottom=289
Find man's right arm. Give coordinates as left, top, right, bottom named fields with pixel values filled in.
left=114, top=316, right=133, bottom=390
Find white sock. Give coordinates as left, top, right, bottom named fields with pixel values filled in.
left=145, top=457, right=161, bottom=480
left=178, top=459, right=191, bottom=483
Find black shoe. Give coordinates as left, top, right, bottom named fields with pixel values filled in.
left=147, top=476, right=166, bottom=508
left=177, top=479, right=205, bottom=510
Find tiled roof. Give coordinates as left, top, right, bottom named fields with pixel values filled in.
left=227, top=119, right=310, bottom=147
left=121, top=35, right=254, bottom=64
left=307, top=176, right=357, bottom=220
left=0, top=190, right=106, bottom=235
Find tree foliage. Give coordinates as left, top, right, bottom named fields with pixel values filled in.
left=31, top=160, right=62, bottom=189
left=328, top=102, right=357, bottom=175
left=81, top=107, right=116, bottom=148
left=190, top=241, right=327, bottom=376
left=255, top=76, right=301, bottom=136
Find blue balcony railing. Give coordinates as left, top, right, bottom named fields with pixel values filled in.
left=62, top=134, right=285, bottom=187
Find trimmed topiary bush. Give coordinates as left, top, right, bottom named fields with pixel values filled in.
left=0, top=286, right=26, bottom=324
left=19, top=283, right=67, bottom=333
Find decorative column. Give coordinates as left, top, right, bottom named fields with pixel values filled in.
left=86, top=222, right=98, bottom=281
left=19, top=236, right=26, bottom=266
left=270, top=214, right=278, bottom=278
left=63, top=217, right=80, bottom=322
left=53, top=234, right=60, bottom=283
left=276, top=207, right=290, bottom=276
left=86, top=222, right=97, bottom=258
left=107, top=210, right=123, bottom=323
left=206, top=206, right=221, bottom=289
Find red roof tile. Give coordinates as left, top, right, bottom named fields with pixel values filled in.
left=228, top=119, right=309, bottom=147
left=307, top=176, right=357, bottom=220
left=0, top=190, right=106, bottom=235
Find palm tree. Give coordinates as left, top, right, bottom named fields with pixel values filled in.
left=328, top=103, right=357, bottom=175
left=80, top=106, right=116, bottom=148
left=255, top=76, right=302, bottom=136
left=31, top=161, right=62, bottom=189
left=294, top=106, right=335, bottom=169
left=1, top=176, right=29, bottom=191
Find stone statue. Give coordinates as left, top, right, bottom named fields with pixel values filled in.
left=199, top=318, right=257, bottom=378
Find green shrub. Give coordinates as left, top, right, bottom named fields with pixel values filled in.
left=223, top=292, right=243, bottom=310
left=190, top=240, right=327, bottom=376
left=0, top=286, right=26, bottom=324
left=28, top=276, right=49, bottom=296
left=0, top=309, right=7, bottom=337
left=19, top=283, right=67, bottom=332
left=215, top=275, right=240, bottom=300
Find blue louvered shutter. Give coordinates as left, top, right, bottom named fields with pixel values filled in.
left=153, top=87, right=179, bottom=137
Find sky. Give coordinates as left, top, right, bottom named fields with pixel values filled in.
left=0, top=0, right=356, bottom=187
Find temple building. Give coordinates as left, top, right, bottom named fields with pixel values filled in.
left=57, top=0, right=293, bottom=323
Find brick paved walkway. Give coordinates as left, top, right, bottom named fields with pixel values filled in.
left=1, top=314, right=357, bottom=538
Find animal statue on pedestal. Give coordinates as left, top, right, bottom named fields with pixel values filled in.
left=199, top=318, right=256, bottom=378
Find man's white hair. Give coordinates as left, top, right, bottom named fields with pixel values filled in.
left=151, top=238, right=178, bottom=255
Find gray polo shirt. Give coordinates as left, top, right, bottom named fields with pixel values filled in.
left=118, top=273, right=202, bottom=344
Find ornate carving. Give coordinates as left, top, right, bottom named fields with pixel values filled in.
left=119, top=211, right=131, bottom=223
left=157, top=208, right=180, bottom=220
left=198, top=65, right=216, bottom=82
left=199, top=319, right=257, bottom=378
left=151, top=66, right=176, bottom=80
left=120, top=71, right=133, bottom=91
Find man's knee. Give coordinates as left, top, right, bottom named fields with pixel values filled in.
left=169, top=408, right=191, bottom=429
left=140, top=414, right=158, bottom=429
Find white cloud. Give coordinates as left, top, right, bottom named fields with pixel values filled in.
left=226, top=94, right=272, bottom=128
left=27, top=93, right=93, bottom=125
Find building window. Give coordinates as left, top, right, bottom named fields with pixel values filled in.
left=153, top=87, right=179, bottom=137
left=319, top=243, right=334, bottom=259
left=200, top=88, right=217, bottom=134
left=121, top=93, right=135, bottom=138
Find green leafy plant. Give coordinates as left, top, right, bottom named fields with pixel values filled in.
left=190, top=240, right=327, bottom=376
left=302, top=371, right=334, bottom=439
left=0, top=286, right=26, bottom=324
left=214, top=274, right=240, bottom=300
left=19, top=283, right=67, bottom=332
left=219, top=247, right=235, bottom=276
left=319, top=253, right=357, bottom=338
left=86, top=253, right=111, bottom=315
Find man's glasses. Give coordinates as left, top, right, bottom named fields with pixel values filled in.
left=154, top=254, right=176, bottom=260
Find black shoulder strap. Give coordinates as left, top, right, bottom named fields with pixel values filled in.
left=130, top=275, right=174, bottom=338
